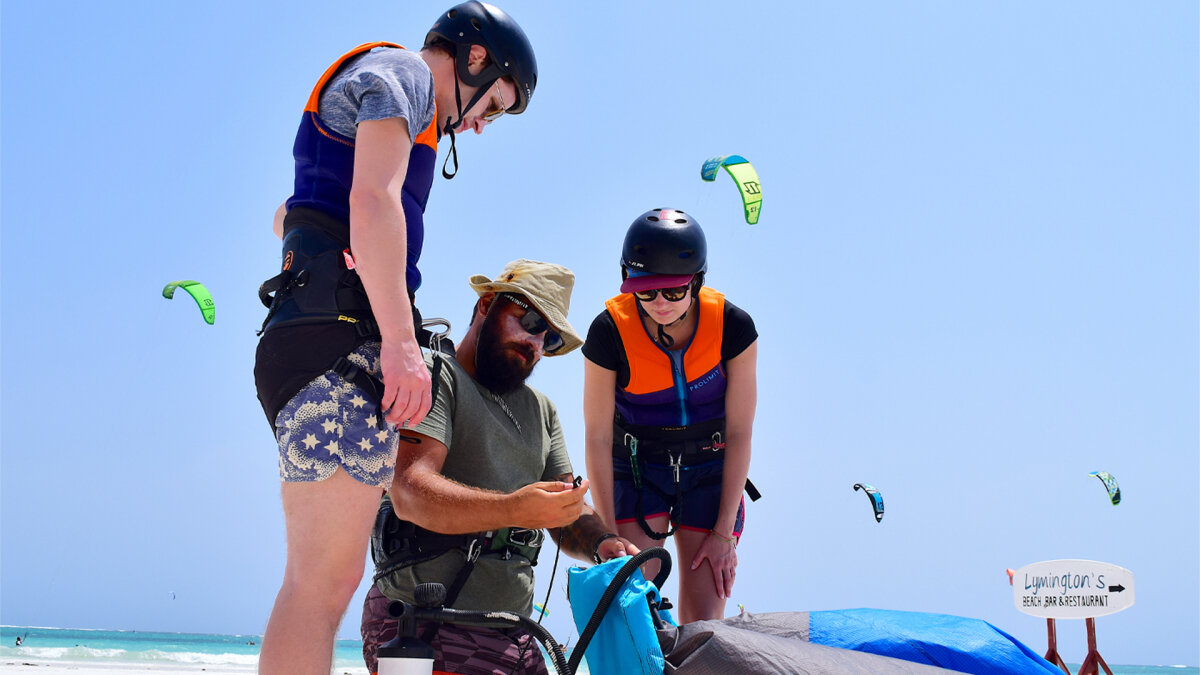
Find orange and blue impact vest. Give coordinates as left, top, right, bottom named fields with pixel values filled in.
left=285, top=42, right=439, bottom=292
left=605, top=287, right=729, bottom=428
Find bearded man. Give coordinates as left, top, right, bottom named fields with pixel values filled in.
left=359, top=260, right=638, bottom=675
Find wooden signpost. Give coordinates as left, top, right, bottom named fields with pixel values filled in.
left=1012, top=559, right=1135, bottom=675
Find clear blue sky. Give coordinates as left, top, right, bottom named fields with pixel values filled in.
left=2, top=0, right=1196, bottom=668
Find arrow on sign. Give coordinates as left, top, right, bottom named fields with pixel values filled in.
left=1108, top=585, right=1126, bottom=593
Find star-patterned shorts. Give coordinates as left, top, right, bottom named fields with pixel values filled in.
left=274, top=342, right=398, bottom=488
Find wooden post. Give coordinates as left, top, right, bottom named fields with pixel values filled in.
left=1043, top=618, right=1071, bottom=674
left=1076, top=617, right=1112, bottom=675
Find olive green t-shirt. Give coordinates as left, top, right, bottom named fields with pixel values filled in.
left=377, top=354, right=573, bottom=614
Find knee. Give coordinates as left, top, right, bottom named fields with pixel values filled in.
left=282, top=559, right=364, bottom=609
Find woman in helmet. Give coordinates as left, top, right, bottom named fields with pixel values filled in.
left=256, top=4, right=538, bottom=674
left=583, top=208, right=759, bottom=622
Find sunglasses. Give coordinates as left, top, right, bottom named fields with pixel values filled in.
left=633, top=282, right=692, bottom=303
left=482, top=81, right=508, bottom=122
left=502, top=294, right=565, bottom=353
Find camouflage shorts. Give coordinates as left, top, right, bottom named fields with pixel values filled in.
left=274, top=342, right=398, bottom=488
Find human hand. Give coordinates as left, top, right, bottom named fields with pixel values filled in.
left=691, top=530, right=738, bottom=599
left=596, top=535, right=640, bottom=563
left=379, top=334, right=432, bottom=428
left=507, top=479, right=589, bottom=530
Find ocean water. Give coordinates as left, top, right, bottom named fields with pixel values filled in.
left=0, top=626, right=365, bottom=673
left=1, top=625, right=1195, bottom=674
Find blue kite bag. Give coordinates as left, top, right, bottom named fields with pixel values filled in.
left=567, top=557, right=676, bottom=675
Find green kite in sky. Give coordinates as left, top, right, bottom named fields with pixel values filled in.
left=1088, top=470, right=1121, bottom=505
left=701, top=154, right=762, bottom=225
left=162, top=280, right=215, bottom=325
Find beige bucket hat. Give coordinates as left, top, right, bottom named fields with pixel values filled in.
left=468, top=259, right=584, bottom=356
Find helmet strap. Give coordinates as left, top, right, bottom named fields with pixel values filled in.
left=635, top=300, right=687, bottom=348
left=441, top=49, right=499, bottom=180
left=441, top=118, right=459, bottom=179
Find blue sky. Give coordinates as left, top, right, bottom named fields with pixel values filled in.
left=2, top=0, right=1197, bottom=668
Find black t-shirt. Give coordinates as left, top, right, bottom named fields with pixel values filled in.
left=581, top=296, right=758, bottom=389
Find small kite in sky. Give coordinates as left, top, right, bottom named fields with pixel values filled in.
left=700, top=154, right=762, bottom=225
left=853, top=483, right=884, bottom=523
left=1088, top=471, right=1121, bottom=505
left=162, top=280, right=215, bottom=325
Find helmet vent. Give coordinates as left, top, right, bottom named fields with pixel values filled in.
left=447, top=9, right=457, bottom=18
left=471, top=18, right=482, bottom=31
left=647, top=216, right=659, bottom=222
left=679, top=251, right=694, bottom=259
left=673, top=218, right=687, bottom=224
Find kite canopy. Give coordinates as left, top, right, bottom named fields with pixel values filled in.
left=1088, top=471, right=1121, bottom=505
left=700, top=154, right=763, bottom=225
left=162, top=280, right=215, bottom=325
left=854, top=483, right=885, bottom=522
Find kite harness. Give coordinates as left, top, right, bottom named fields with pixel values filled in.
left=370, top=495, right=544, bottom=611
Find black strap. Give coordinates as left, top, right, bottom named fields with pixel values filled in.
left=418, top=534, right=484, bottom=644
left=331, top=356, right=387, bottom=431
left=623, top=437, right=679, bottom=541
left=745, top=478, right=762, bottom=502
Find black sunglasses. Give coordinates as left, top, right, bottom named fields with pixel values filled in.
left=501, top=294, right=565, bottom=353
left=633, top=282, right=692, bottom=303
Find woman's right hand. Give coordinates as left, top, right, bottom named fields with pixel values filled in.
left=692, top=530, right=739, bottom=599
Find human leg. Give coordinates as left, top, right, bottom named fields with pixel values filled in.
left=672, top=461, right=745, bottom=623
left=260, top=471, right=382, bottom=674
left=671, top=527, right=731, bottom=623
left=261, top=347, right=400, bottom=674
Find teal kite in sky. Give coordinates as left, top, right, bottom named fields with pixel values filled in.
left=853, top=483, right=884, bottom=523
left=700, top=154, right=762, bottom=225
left=162, top=280, right=215, bottom=325
left=1088, top=471, right=1121, bottom=505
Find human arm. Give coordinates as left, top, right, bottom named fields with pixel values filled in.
left=349, top=118, right=431, bottom=427
left=691, top=340, right=757, bottom=598
left=388, top=431, right=587, bottom=534
left=583, top=358, right=619, bottom=530
left=546, top=473, right=640, bottom=564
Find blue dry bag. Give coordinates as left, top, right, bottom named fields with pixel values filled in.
left=567, top=554, right=676, bottom=675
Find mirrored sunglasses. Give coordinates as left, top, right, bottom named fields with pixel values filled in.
left=633, top=282, right=691, bottom=303
left=502, top=294, right=565, bottom=353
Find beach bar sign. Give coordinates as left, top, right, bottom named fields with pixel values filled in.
left=1013, top=559, right=1134, bottom=619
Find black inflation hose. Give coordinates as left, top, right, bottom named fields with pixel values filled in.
left=401, top=601, right=572, bottom=675
left=566, top=547, right=673, bottom=675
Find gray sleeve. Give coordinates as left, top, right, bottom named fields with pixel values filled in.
left=541, top=399, right=573, bottom=481
left=411, top=355, right=455, bottom=449
left=317, top=48, right=437, bottom=140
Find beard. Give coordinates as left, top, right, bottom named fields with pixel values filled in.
left=474, top=307, right=537, bottom=394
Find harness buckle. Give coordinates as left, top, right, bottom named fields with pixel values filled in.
left=421, top=318, right=452, bottom=354
left=710, top=431, right=726, bottom=451
left=669, top=451, right=682, bottom=484
left=625, top=434, right=643, bottom=489
left=465, top=536, right=484, bottom=563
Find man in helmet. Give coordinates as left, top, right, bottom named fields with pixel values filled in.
left=583, top=209, right=760, bottom=623
left=255, top=5, right=538, bottom=674
left=359, top=260, right=637, bottom=675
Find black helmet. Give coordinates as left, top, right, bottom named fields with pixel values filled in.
left=621, top=208, right=708, bottom=281
left=426, top=1, right=537, bottom=114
